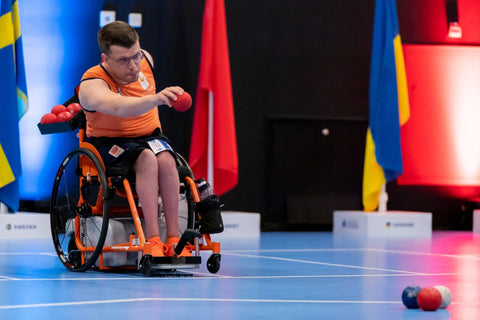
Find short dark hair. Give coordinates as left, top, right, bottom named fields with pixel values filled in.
left=97, top=21, right=139, bottom=54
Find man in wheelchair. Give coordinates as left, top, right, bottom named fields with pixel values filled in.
left=76, top=20, right=190, bottom=258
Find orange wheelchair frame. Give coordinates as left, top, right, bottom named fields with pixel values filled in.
left=44, top=107, right=222, bottom=275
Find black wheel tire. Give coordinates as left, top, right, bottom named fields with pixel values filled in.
left=50, top=148, right=110, bottom=272
left=139, top=254, right=153, bottom=275
left=207, top=253, right=221, bottom=274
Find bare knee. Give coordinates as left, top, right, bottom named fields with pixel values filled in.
left=134, top=149, right=158, bottom=175
left=156, top=152, right=177, bottom=170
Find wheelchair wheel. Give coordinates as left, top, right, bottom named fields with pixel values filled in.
left=207, top=253, right=221, bottom=274
left=175, top=152, right=197, bottom=231
left=51, top=148, right=110, bottom=272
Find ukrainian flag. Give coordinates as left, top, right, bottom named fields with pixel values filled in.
left=0, top=0, right=28, bottom=212
left=362, top=0, right=410, bottom=212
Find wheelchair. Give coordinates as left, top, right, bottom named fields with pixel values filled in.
left=40, top=100, right=223, bottom=275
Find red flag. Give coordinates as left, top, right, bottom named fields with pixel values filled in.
left=189, top=0, right=238, bottom=195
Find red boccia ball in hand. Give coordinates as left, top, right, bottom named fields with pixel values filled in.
left=417, top=287, right=442, bottom=311
left=57, top=111, right=74, bottom=122
left=171, top=92, right=192, bottom=112
left=40, top=113, right=57, bottom=124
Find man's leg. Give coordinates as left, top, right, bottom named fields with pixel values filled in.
left=157, top=152, right=192, bottom=256
left=156, top=151, right=180, bottom=238
left=134, top=149, right=161, bottom=239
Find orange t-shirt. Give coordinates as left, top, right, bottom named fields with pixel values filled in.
left=80, top=57, right=161, bottom=138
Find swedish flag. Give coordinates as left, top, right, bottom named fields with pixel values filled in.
left=362, top=0, right=410, bottom=211
left=0, top=0, right=28, bottom=212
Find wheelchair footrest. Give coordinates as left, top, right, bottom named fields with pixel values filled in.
left=175, top=229, right=202, bottom=256
left=138, top=255, right=201, bottom=275
left=151, top=256, right=201, bottom=265
left=138, top=253, right=202, bottom=275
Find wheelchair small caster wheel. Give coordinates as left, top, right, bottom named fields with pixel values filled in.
left=67, top=237, right=81, bottom=268
left=139, top=254, right=153, bottom=275
left=68, top=250, right=82, bottom=268
left=207, top=253, right=221, bottom=274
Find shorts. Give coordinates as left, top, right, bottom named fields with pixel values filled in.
left=85, top=129, right=175, bottom=176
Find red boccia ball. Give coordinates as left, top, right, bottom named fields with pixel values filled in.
left=172, top=92, right=192, bottom=112
left=417, top=287, right=442, bottom=311
left=67, top=102, right=82, bottom=115
left=40, top=113, right=57, bottom=124
left=51, top=104, right=67, bottom=115
left=57, top=111, right=74, bottom=122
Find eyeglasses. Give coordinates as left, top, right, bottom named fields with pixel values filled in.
left=108, top=51, right=143, bottom=67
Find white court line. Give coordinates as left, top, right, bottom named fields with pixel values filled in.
left=0, top=252, right=56, bottom=256
left=364, top=248, right=480, bottom=260
left=0, top=272, right=460, bottom=282
left=0, top=297, right=402, bottom=310
left=0, top=249, right=471, bottom=281
left=224, top=248, right=480, bottom=260
left=222, top=252, right=420, bottom=274
left=0, top=249, right=465, bottom=280
left=205, top=272, right=460, bottom=279
left=3, top=248, right=480, bottom=261
left=27, top=272, right=455, bottom=281
left=224, top=248, right=368, bottom=252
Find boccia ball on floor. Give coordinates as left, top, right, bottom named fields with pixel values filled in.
left=434, top=285, right=452, bottom=308
left=402, top=285, right=422, bottom=308
left=417, top=287, right=443, bottom=311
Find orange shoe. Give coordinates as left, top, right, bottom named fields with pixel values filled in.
left=165, top=237, right=192, bottom=257
left=147, top=236, right=165, bottom=257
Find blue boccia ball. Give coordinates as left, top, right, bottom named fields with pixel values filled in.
left=402, top=285, right=422, bottom=308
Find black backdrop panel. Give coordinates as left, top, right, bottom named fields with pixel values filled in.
left=265, top=116, right=367, bottom=229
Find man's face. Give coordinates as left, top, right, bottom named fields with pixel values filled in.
left=103, top=40, right=143, bottom=85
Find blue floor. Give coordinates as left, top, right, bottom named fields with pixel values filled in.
left=1, top=231, right=479, bottom=319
